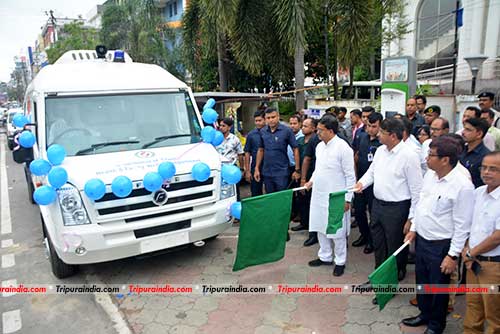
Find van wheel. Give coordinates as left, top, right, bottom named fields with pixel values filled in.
left=43, top=224, right=77, bottom=279
left=205, top=234, right=218, bottom=242
left=24, top=165, right=35, bottom=204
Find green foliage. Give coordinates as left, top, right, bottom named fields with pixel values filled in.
left=100, top=0, right=183, bottom=78
left=46, top=22, right=100, bottom=64
left=416, top=83, right=435, bottom=96
left=278, top=99, right=296, bottom=116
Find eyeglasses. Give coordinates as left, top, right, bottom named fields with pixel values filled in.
left=479, top=166, right=500, bottom=173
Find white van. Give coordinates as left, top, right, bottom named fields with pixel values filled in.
left=13, top=48, right=236, bottom=278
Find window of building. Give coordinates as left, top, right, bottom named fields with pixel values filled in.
left=173, top=1, right=178, bottom=16
left=416, top=0, right=460, bottom=71
left=169, top=3, right=173, bottom=17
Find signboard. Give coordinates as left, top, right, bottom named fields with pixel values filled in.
left=384, top=58, right=409, bottom=82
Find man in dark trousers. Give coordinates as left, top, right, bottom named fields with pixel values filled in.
left=354, top=118, right=422, bottom=292
left=403, top=136, right=474, bottom=334
left=352, top=112, right=383, bottom=254
left=244, top=110, right=266, bottom=196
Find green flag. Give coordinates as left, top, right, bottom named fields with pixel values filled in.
left=368, top=255, right=399, bottom=310
left=326, top=190, right=347, bottom=235
left=232, top=189, right=293, bottom=271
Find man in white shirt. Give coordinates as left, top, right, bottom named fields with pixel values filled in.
left=354, top=118, right=423, bottom=284
left=403, top=136, right=474, bottom=334
left=305, top=115, right=356, bottom=277
left=401, top=117, right=426, bottom=174
left=462, top=151, right=500, bottom=334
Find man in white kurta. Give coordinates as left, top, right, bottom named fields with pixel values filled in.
left=305, top=115, right=356, bottom=276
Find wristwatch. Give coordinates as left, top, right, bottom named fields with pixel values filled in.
left=447, top=254, right=458, bottom=261
left=466, top=249, right=474, bottom=260
left=294, top=169, right=301, bottom=174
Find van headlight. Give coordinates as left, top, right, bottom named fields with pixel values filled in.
left=220, top=181, right=235, bottom=200
left=57, top=184, right=91, bottom=226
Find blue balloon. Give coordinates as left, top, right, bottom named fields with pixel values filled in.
left=48, top=167, right=68, bottom=189
left=29, top=159, right=51, bottom=176
left=230, top=202, right=242, bottom=220
left=201, top=126, right=216, bottom=143
left=212, top=130, right=224, bottom=146
left=221, top=164, right=242, bottom=185
left=18, top=131, right=36, bottom=148
left=33, top=185, right=57, bottom=205
left=12, top=114, right=29, bottom=128
left=158, top=161, right=176, bottom=180
left=202, top=108, right=218, bottom=124
left=47, top=144, right=66, bottom=165
left=84, top=179, right=106, bottom=200
left=111, top=176, right=133, bottom=198
left=191, top=162, right=211, bottom=182
left=203, top=98, right=216, bottom=110
left=143, top=172, right=163, bottom=192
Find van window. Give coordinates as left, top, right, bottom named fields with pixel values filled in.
left=45, top=92, right=202, bottom=156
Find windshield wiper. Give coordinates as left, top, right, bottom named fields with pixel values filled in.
left=142, top=134, right=192, bottom=149
left=75, top=140, right=140, bottom=155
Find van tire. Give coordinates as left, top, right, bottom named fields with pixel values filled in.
left=43, top=223, right=77, bottom=279
left=24, top=164, right=35, bottom=204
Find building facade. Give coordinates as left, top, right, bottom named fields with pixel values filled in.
left=383, top=0, right=500, bottom=95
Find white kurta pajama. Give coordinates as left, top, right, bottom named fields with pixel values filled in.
left=309, top=135, right=356, bottom=265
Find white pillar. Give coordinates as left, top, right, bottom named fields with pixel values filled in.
left=482, top=0, right=500, bottom=79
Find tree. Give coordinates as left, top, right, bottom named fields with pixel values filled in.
left=46, top=22, right=100, bottom=64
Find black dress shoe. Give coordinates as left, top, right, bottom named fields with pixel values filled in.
left=303, top=236, right=318, bottom=247
left=333, top=265, right=345, bottom=276
left=398, top=269, right=406, bottom=281
left=308, top=258, right=332, bottom=267
left=363, top=244, right=374, bottom=254
left=352, top=235, right=367, bottom=247
left=402, top=315, right=427, bottom=327
left=291, top=225, right=307, bottom=232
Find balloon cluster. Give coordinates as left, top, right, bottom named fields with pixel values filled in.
left=200, top=98, right=224, bottom=146
left=12, top=114, right=36, bottom=148
left=30, top=144, right=68, bottom=206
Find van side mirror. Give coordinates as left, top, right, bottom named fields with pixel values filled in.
left=13, top=147, right=34, bottom=164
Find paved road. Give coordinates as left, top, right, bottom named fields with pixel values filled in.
left=0, top=130, right=466, bottom=334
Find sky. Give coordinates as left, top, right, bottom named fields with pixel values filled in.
left=0, top=0, right=106, bottom=83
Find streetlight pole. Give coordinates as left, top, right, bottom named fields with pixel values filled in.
left=464, top=55, right=488, bottom=94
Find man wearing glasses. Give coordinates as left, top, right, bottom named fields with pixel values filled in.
left=462, top=151, right=500, bottom=333
left=403, top=136, right=474, bottom=334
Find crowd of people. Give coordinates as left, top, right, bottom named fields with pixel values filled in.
left=214, top=91, right=499, bottom=334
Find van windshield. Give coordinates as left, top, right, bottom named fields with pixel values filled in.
left=45, top=92, right=202, bottom=156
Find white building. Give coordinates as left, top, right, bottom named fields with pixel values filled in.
left=383, top=0, right=500, bottom=95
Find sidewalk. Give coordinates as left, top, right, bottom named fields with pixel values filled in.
left=103, top=183, right=465, bottom=334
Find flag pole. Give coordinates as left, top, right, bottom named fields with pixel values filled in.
left=393, top=240, right=411, bottom=257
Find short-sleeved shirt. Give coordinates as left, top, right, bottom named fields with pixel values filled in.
left=459, top=142, right=491, bottom=188
left=356, top=132, right=381, bottom=176
left=303, top=134, right=321, bottom=181
left=216, top=132, right=243, bottom=165
left=259, top=123, right=298, bottom=177
left=244, top=128, right=262, bottom=173
left=469, top=185, right=500, bottom=256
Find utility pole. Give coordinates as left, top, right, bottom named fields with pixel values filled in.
left=46, top=10, right=57, bottom=43
left=324, top=3, right=330, bottom=100
left=451, top=0, right=459, bottom=94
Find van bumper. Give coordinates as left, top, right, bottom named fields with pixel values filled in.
left=54, top=198, right=235, bottom=265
